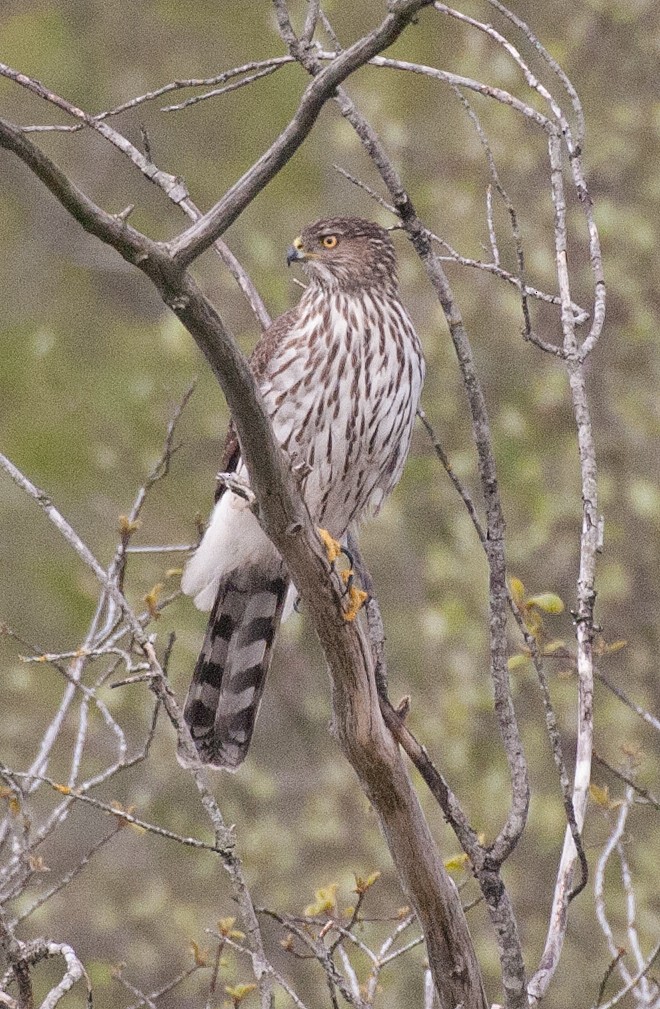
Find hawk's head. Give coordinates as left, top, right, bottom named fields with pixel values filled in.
left=287, top=217, right=397, bottom=292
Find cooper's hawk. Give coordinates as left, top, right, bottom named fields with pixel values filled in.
left=181, top=217, right=425, bottom=769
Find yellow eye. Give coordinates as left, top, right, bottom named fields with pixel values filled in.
left=321, top=235, right=338, bottom=249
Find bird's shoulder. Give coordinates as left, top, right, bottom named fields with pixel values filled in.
left=248, top=305, right=301, bottom=383
left=213, top=304, right=302, bottom=502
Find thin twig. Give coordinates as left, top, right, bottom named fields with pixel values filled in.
left=125, top=543, right=195, bottom=554
left=334, top=162, right=587, bottom=326
left=593, top=753, right=660, bottom=812
left=416, top=408, right=485, bottom=543
left=162, top=65, right=284, bottom=111
left=595, top=944, right=660, bottom=1009
left=114, top=973, right=158, bottom=1009
left=2, top=771, right=228, bottom=854
left=13, top=826, right=122, bottom=926
left=595, top=670, right=660, bottom=733
left=595, top=949, right=626, bottom=1009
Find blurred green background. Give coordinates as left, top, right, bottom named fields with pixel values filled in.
left=1, top=1, right=658, bottom=1006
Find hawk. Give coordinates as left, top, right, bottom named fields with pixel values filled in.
left=181, top=217, right=425, bottom=769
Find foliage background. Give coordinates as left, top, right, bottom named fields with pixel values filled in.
left=0, top=1, right=658, bottom=1006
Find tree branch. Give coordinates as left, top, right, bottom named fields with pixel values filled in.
left=526, top=119, right=600, bottom=1009
left=165, top=0, right=435, bottom=267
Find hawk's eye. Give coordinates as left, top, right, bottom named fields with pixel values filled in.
left=321, top=235, right=338, bottom=249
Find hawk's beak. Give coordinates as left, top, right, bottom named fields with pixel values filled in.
left=286, top=236, right=305, bottom=267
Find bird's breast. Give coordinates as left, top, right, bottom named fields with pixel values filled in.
left=261, top=288, right=424, bottom=533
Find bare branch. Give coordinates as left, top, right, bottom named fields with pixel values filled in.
left=335, top=162, right=588, bottom=326
left=317, top=9, right=342, bottom=53
left=114, top=971, right=159, bottom=1009
left=0, top=921, right=91, bottom=1009
left=528, top=128, right=600, bottom=1002
left=162, top=64, right=284, bottom=111
left=38, top=942, right=92, bottom=1009
left=434, top=3, right=570, bottom=130
left=0, top=65, right=270, bottom=329
left=596, top=945, right=660, bottom=1009
left=125, top=543, right=196, bottom=554
left=483, top=0, right=585, bottom=144
left=447, top=84, right=535, bottom=352
left=593, top=753, right=660, bottom=812
left=317, top=49, right=556, bottom=130
left=416, top=408, right=485, bottom=544
left=486, top=184, right=500, bottom=266
left=595, top=670, right=660, bottom=733
left=17, top=58, right=293, bottom=130
left=166, top=0, right=436, bottom=266
left=2, top=770, right=229, bottom=853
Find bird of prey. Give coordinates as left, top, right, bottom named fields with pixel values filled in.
left=181, top=217, right=425, bottom=769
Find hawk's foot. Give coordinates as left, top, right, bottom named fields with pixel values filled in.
left=340, top=568, right=368, bottom=622
left=317, top=528, right=367, bottom=621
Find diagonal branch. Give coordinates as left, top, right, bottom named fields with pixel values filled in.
left=0, top=62, right=271, bottom=329
left=165, top=0, right=435, bottom=267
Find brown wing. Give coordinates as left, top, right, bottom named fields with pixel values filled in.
left=214, top=305, right=301, bottom=503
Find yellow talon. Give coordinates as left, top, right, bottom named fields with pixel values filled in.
left=318, top=527, right=342, bottom=564
left=342, top=584, right=368, bottom=622
left=340, top=569, right=368, bottom=621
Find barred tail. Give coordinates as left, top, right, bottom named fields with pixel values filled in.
left=181, top=564, right=289, bottom=769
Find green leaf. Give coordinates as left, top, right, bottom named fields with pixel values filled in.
left=304, top=883, right=338, bottom=917
left=225, top=983, right=257, bottom=1002
left=589, top=783, right=614, bottom=809
left=526, top=593, right=565, bottom=614
left=444, top=851, right=469, bottom=872
left=541, top=639, right=567, bottom=655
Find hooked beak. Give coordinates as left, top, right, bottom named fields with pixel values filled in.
left=286, top=236, right=305, bottom=267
